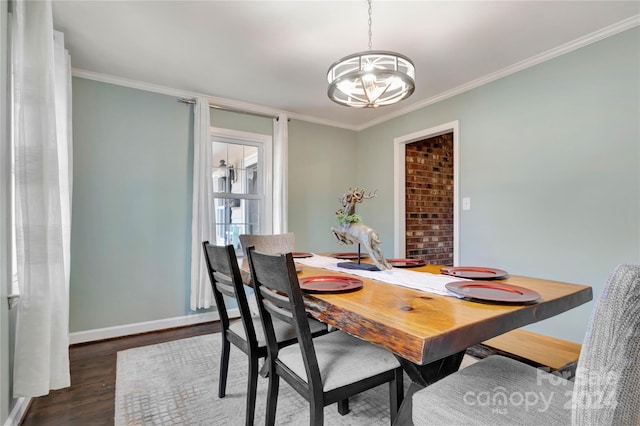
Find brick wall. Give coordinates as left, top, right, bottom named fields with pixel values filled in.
left=405, top=133, right=454, bottom=265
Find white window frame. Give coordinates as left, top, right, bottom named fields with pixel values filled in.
left=211, top=127, right=273, bottom=237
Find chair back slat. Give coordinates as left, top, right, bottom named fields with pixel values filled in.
left=213, top=270, right=233, bottom=285
left=214, top=280, right=236, bottom=299
left=213, top=271, right=236, bottom=298
left=260, top=290, right=295, bottom=323
left=572, top=264, right=640, bottom=425
left=260, top=285, right=293, bottom=310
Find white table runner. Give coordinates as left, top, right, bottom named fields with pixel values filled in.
left=295, top=254, right=465, bottom=297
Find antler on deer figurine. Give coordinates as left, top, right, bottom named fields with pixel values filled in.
left=331, top=187, right=392, bottom=271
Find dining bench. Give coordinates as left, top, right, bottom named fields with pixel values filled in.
left=466, top=328, right=582, bottom=379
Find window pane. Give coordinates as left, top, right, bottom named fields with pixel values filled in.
left=212, top=142, right=261, bottom=195
left=243, top=145, right=258, bottom=163
left=212, top=141, right=227, bottom=165
left=229, top=168, right=245, bottom=195
left=227, top=143, right=244, bottom=165
left=212, top=141, right=231, bottom=193
left=228, top=167, right=259, bottom=195
left=214, top=198, right=261, bottom=251
left=241, top=199, right=261, bottom=235
left=243, top=146, right=259, bottom=195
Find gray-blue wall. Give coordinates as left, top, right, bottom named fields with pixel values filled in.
left=357, top=27, right=640, bottom=342
left=288, top=119, right=358, bottom=253
left=70, top=79, right=199, bottom=332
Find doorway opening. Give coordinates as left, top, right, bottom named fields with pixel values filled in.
left=406, top=133, right=454, bottom=265
left=393, top=121, right=459, bottom=265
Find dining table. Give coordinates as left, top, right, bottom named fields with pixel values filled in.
left=297, top=254, right=593, bottom=386
left=242, top=253, right=593, bottom=387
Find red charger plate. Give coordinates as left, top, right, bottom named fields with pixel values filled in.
left=445, top=281, right=540, bottom=303
left=441, top=266, right=509, bottom=280
left=292, top=252, right=313, bottom=258
left=388, top=258, right=426, bottom=268
left=299, top=276, right=363, bottom=293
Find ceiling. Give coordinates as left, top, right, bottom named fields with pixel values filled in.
left=52, top=1, right=639, bottom=130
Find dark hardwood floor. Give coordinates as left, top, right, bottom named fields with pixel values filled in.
left=20, top=322, right=222, bottom=425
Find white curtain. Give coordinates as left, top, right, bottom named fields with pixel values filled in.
left=190, top=97, right=214, bottom=309
left=11, top=0, right=72, bottom=396
left=273, top=114, right=288, bottom=234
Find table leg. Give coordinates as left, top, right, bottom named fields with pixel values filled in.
left=392, top=353, right=465, bottom=426
left=396, top=350, right=465, bottom=387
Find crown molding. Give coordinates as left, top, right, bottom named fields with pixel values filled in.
left=356, top=14, right=640, bottom=131
left=71, top=68, right=280, bottom=116
left=286, top=111, right=357, bottom=131
left=71, top=69, right=359, bottom=131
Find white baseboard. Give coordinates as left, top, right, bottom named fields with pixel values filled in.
left=5, top=396, right=31, bottom=426
left=68, top=309, right=239, bottom=345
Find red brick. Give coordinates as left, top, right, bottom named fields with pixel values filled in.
left=405, top=133, right=454, bottom=265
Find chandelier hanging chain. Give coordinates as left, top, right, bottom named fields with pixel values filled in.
left=367, top=0, right=373, bottom=51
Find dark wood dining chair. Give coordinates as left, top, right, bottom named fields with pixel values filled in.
left=201, top=242, right=328, bottom=426
left=395, top=263, right=640, bottom=425
left=247, top=246, right=404, bottom=426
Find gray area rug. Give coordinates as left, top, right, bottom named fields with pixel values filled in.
left=115, top=332, right=476, bottom=425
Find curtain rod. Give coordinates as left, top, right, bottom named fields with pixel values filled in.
left=179, top=98, right=280, bottom=121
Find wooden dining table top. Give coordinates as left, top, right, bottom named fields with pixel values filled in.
left=295, top=263, right=593, bottom=366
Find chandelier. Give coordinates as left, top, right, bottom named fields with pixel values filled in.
left=327, top=0, right=415, bottom=108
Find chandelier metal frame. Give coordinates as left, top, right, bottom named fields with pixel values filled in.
left=327, top=0, right=415, bottom=108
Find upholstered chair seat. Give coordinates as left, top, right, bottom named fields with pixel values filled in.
left=277, top=330, right=401, bottom=393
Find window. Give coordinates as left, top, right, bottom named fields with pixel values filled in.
left=211, top=128, right=272, bottom=256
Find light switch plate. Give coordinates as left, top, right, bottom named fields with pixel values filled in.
left=462, top=197, right=471, bottom=211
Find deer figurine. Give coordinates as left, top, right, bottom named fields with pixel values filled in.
left=331, top=187, right=392, bottom=271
